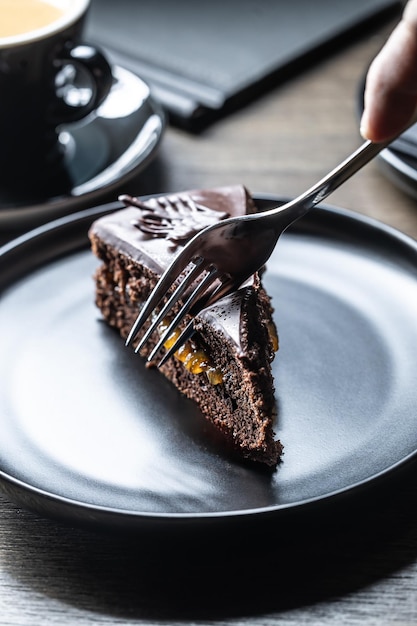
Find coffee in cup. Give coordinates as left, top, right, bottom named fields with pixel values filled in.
left=0, top=0, right=113, bottom=193
left=0, top=0, right=65, bottom=38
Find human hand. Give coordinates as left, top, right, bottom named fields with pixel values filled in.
left=360, top=0, right=417, bottom=142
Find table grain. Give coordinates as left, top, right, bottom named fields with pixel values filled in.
left=2, top=18, right=417, bottom=626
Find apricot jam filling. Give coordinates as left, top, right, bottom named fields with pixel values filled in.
left=155, top=316, right=278, bottom=387
left=267, top=321, right=279, bottom=352
left=158, top=319, right=223, bottom=385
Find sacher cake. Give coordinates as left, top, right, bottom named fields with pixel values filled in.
left=89, top=185, right=283, bottom=466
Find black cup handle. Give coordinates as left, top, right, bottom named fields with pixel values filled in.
left=52, top=43, right=113, bottom=124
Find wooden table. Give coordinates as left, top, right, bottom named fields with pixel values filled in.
left=1, top=17, right=417, bottom=626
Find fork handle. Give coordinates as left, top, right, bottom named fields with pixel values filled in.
left=300, top=139, right=388, bottom=206
left=272, top=107, right=417, bottom=220
left=269, top=138, right=390, bottom=221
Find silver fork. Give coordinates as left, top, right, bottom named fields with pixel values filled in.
left=125, top=135, right=400, bottom=365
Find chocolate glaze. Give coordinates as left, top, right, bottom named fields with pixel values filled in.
left=89, top=185, right=259, bottom=352
left=90, top=185, right=255, bottom=268
left=120, top=193, right=229, bottom=244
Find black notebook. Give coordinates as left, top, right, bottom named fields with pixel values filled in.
left=86, top=0, right=401, bottom=130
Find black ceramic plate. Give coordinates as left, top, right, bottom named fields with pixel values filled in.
left=1, top=196, right=417, bottom=532
left=376, top=145, right=417, bottom=199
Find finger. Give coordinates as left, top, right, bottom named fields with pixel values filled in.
left=361, top=0, right=417, bottom=142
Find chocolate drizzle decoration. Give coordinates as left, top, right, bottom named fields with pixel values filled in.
left=119, top=193, right=229, bottom=246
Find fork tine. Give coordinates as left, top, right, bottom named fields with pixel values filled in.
left=156, top=277, right=242, bottom=367
left=133, top=259, right=207, bottom=354
left=125, top=254, right=203, bottom=347
left=155, top=273, right=234, bottom=367
left=158, top=320, right=196, bottom=367
left=188, top=274, right=236, bottom=313
left=146, top=266, right=220, bottom=362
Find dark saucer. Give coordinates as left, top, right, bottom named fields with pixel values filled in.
left=0, top=65, right=165, bottom=232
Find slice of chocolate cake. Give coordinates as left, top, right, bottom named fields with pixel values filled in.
left=89, top=185, right=283, bottom=466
